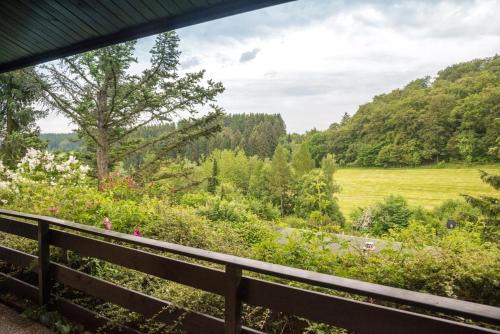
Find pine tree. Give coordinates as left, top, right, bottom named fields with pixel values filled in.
left=292, top=141, right=314, bottom=176
left=0, top=69, right=47, bottom=166
left=462, top=170, right=499, bottom=240
left=321, top=153, right=337, bottom=189
left=34, top=31, right=224, bottom=186
left=207, top=158, right=219, bottom=194
left=270, top=144, right=291, bottom=216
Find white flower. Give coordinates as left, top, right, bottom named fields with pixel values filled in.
left=79, top=165, right=90, bottom=174
left=25, top=148, right=37, bottom=157
left=5, top=170, right=23, bottom=182
left=44, top=162, right=55, bottom=172
left=55, top=164, right=67, bottom=172
left=1, top=199, right=7, bottom=205
left=28, top=158, right=40, bottom=171
left=44, top=152, right=54, bottom=161
left=67, top=155, right=78, bottom=165
left=0, top=181, right=10, bottom=189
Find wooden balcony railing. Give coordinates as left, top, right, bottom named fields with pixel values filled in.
left=0, top=208, right=498, bottom=334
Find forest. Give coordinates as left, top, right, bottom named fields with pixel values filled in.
left=41, top=56, right=500, bottom=167
left=0, top=32, right=499, bottom=333
left=323, top=56, right=500, bottom=166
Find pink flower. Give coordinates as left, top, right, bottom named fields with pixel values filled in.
left=49, top=207, right=60, bottom=213
left=103, top=217, right=112, bottom=230
left=132, top=228, right=142, bottom=237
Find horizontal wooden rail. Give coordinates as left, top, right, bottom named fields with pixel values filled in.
left=1, top=209, right=498, bottom=324
left=0, top=245, right=261, bottom=334
left=0, top=271, right=144, bottom=334
left=49, top=229, right=226, bottom=295
left=241, top=277, right=498, bottom=334
left=0, top=209, right=499, bottom=334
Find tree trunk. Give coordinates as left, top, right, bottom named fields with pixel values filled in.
left=96, top=129, right=109, bottom=188
left=280, top=192, right=284, bottom=217
left=96, top=78, right=109, bottom=189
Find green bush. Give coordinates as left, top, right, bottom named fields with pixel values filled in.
left=255, top=222, right=500, bottom=305
left=352, top=195, right=413, bottom=235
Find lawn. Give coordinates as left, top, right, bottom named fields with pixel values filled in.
left=335, top=165, right=500, bottom=217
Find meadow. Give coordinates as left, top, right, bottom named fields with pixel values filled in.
left=335, top=165, right=500, bottom=216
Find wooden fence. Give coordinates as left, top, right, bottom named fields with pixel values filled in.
left=0, top=209, right=498, bottom=334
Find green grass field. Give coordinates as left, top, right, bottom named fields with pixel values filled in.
left=335, top=165, right=500, bottom=217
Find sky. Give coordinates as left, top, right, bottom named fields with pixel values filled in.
left=38, top=0, right=500, bottom=134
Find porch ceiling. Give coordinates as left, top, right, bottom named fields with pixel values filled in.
left=0, top=0, right=292, bottom=73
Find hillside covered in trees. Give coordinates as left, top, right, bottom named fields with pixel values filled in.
left=42, top=113, right=286, bottom=161
left=181, top=113, right=286, bottom=160
left=315, top=56, right=500, bottom=166
left=40, top=56, right=499, bottom=167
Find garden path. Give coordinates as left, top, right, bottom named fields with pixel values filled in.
left=0, top=303, right=53, bottom=334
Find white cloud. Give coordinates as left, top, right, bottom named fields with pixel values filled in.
left=39, top=0, right=500, bottom=134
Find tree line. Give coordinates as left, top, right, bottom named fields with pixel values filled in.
left=40, top=113, right=286, bottom=162
left=1, top=47, right=498, bottom=178
left=311, top=56, right=500, bottom=167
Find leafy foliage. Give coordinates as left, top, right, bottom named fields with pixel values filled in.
left=34, top=32, right=224, bottom=183
left=294, top=169, right=344, bottom=227
left=0, top=69, right=47, bottom=166
left=292, top=141, right=315, bottom=176
left=297, top=56, right=500, bottom=167
left=352, top=195, right=414, bottom=235
left=462, top=170, right=499, bottom=240
left=206, top=158, right=219, bottom=194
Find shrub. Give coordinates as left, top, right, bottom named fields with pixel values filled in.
left=352, top=195, right=412, bottom=235
left=433, top=199, right=481, bottom=225
left=293, top=169, right=344, bottom=226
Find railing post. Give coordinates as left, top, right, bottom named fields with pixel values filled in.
left=38, top=220, right=50, bottom=306
left=224, top=264, right=242, bottom=334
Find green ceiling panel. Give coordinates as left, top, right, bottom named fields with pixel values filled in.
left=0, top=0, right=292, bottom=73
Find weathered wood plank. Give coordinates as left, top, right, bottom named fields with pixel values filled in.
left=224, top=264, right=242, bottom=334
left=49, top=229, right=226, bottom=295
left=0, top=216, right=37, bottom=240
left=241, top=277, right=499, bottom=334
left=0, top=272, right=38, bottom=302
left=52, top=263, right=262, bottom=334
left=37, top=221, right=50, bottom=306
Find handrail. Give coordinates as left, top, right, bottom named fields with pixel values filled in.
left=1, top=208, right=498, bottom=324
left=0, top=208, right=499, bottom=333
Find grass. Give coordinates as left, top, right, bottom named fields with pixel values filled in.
left=335, top=164, right=500, bottom=217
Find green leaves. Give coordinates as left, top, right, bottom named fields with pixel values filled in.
left=35, top=31, right=225, bottom=183
left=292, top=141, right=315, bottom=176
left=325, top=55, right=500, bottom=166
left=0, top=69, right=47, bottom=166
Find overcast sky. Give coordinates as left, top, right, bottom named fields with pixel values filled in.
left=38, top=0, right=500, bottom=134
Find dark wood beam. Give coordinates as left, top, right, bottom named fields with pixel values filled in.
left=0, top=0, right=292, bottom=73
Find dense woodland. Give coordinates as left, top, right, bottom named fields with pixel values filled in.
left=40, top=56, right=499, bottom=167
left=321, top=56, right=500, bottom=166
left=0, top=34, right=498, bottom=333
left=42, top=113, right=287, bottom=161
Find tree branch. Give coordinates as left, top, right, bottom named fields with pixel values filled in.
left=64, top=58, right=98, bottom=89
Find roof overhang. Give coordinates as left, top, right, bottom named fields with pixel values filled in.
left=0, top=0, right=293, bottom=73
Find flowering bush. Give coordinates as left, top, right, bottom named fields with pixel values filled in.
left=1, top=148, right=90, bottom=187
left=99, top=170, right=143, bottom=201
left=0, top=148, right=91, bottom=205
